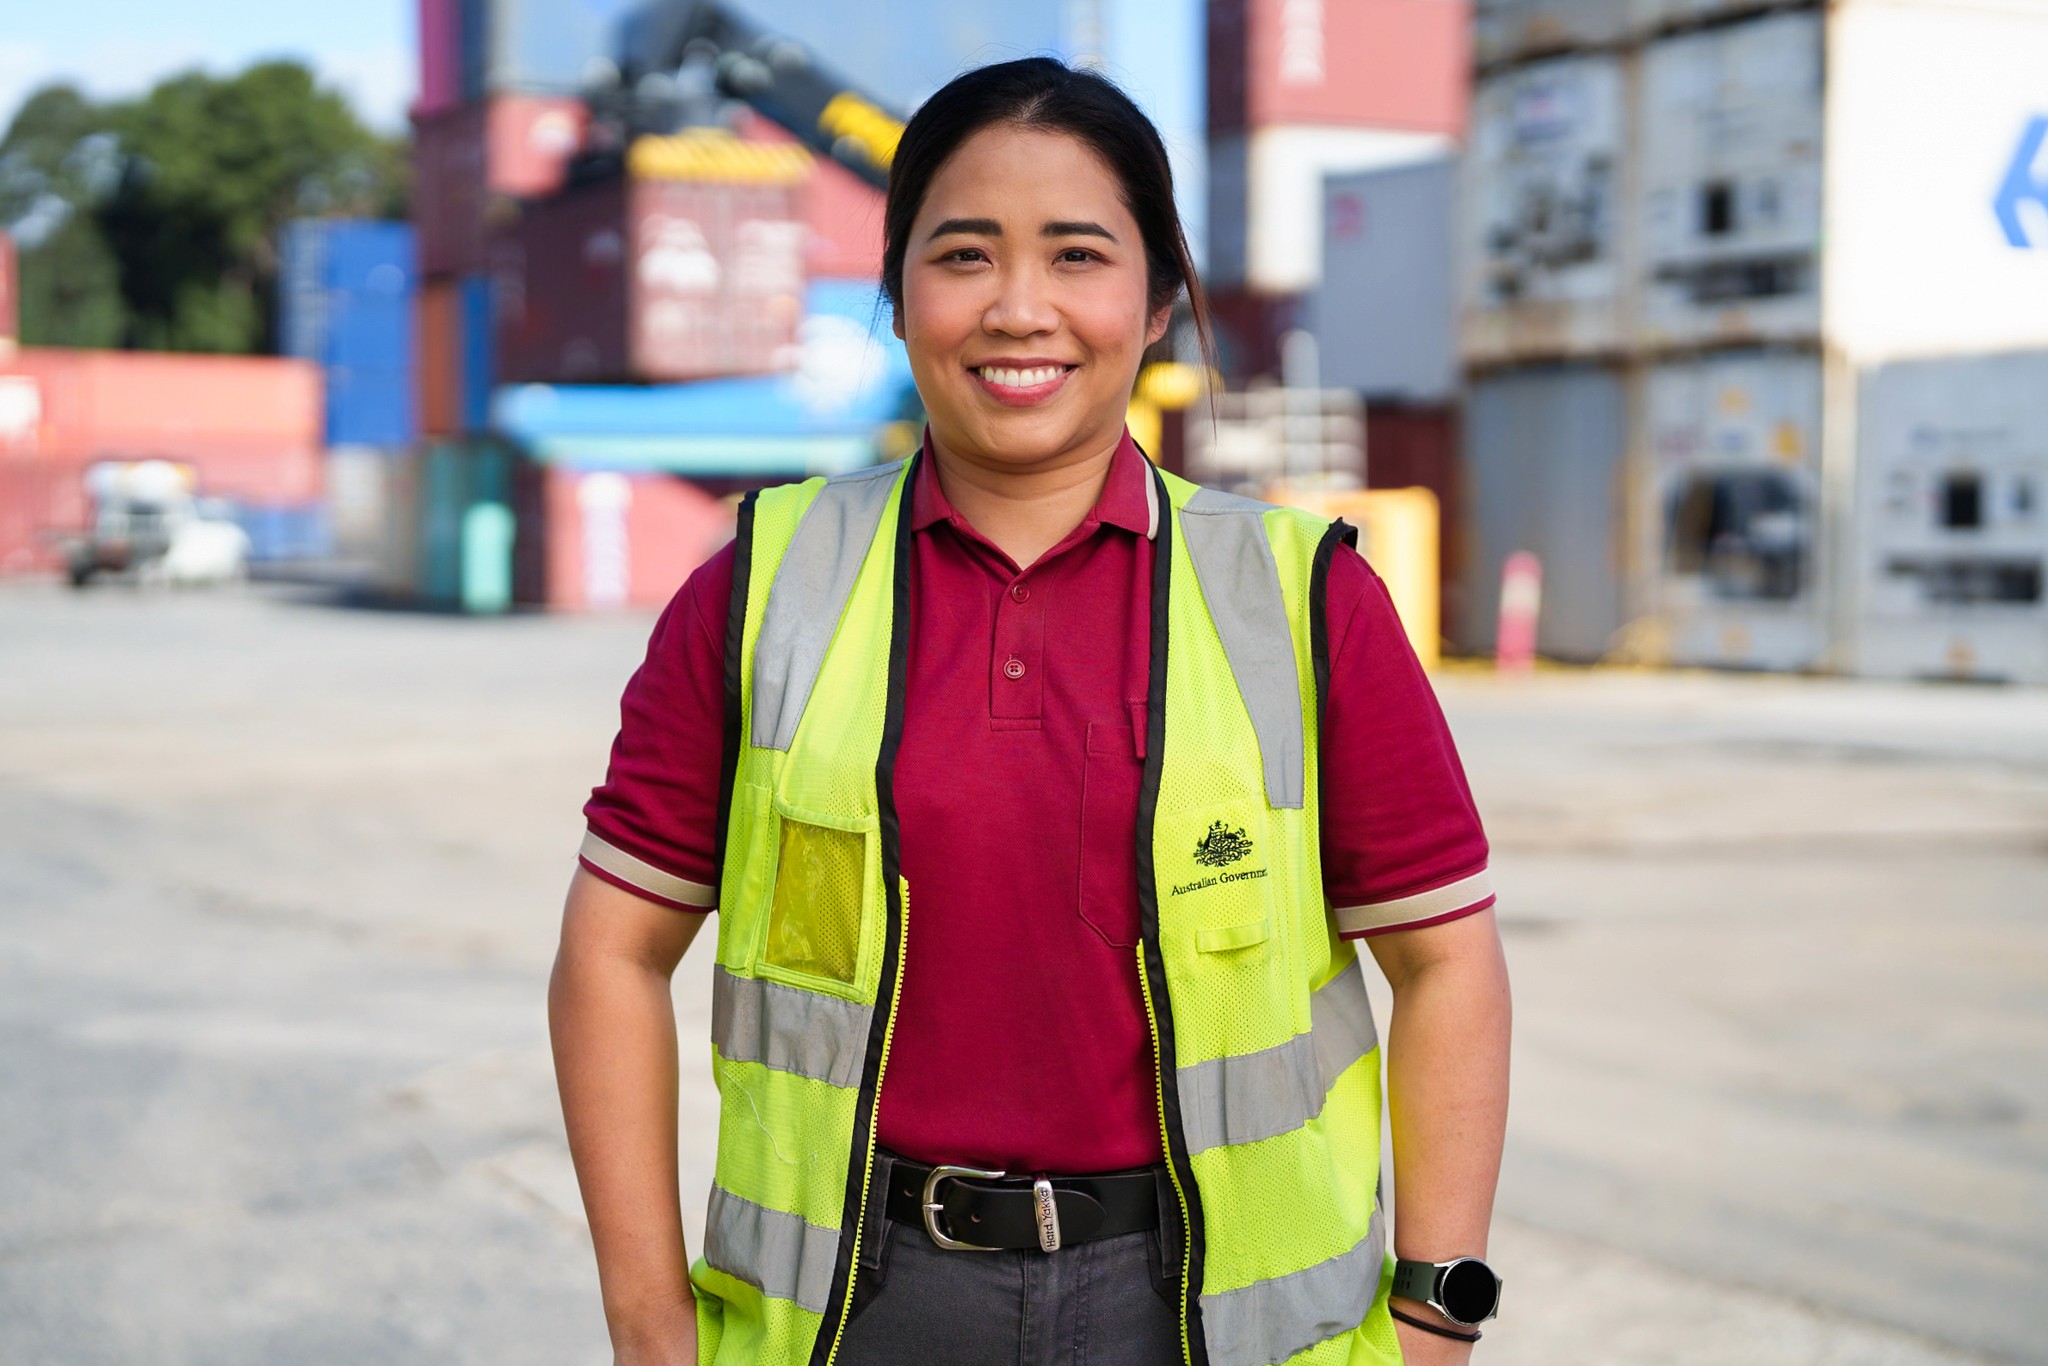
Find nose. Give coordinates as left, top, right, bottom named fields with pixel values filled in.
left=982, top=264, right=1059, bottom=339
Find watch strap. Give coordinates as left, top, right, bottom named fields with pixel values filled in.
left=1390, top=1258, right=1443, bottom=1306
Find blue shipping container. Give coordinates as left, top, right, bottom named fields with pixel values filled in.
left=276, top=218, right=418, bottom=447
left=233, top=503, right=334, bottom=563
left=327, top=366, right=417, bottom=449
left=460, top=276, right=496, bottom=433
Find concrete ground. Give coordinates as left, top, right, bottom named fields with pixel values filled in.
left=0, top=580, right=2041, bottom=1364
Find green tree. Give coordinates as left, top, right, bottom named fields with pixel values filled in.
left=0, top=61, right=409, bottom=354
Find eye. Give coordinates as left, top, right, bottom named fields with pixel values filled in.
left=1057, top=248, right=1101, bottom=264
left=942, top=247, right=990, bottom=264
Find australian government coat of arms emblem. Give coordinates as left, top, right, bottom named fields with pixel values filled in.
left=1192, top=820, right=1254, bottom=868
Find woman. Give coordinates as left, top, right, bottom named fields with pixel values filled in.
left=551, top=58, right=1510, bottom=1366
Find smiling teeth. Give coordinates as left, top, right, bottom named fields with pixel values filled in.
left=979, top=365, right=1065, bottom=388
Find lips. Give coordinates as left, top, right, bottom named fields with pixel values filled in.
left=969, top=362, right=1077, bottom=408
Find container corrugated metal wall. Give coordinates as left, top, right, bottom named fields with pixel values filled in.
left=418, top=0, right=460, bottom=116
left=1473, top=0, right=1636, bottom=69
left=418, top=283, right=462, bottom=437
left=1852, top=349, right=2048, bottom=684
left=278, top=219, right=416, bottom=447
left=1314, top=159, right=1459, bottom=403
left=1461, top=364, right=1628, bottom=659
left=1642, top=350, right=1825, bottom=670
left=1636, top=11, right=1822, bottom=350
left=1461, top=54, right=1629, bottom=364
left=1209, top=0, right=1471, bottom=136
left=460, top=275, right=495, bottom=432
left=1366, top=404, right=1464, bottom=642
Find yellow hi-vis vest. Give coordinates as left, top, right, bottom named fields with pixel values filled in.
left=692, top=454, right=1404, bottom=1366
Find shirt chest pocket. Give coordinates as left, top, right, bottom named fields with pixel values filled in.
left=1078, top=718, right=1144, bottom=948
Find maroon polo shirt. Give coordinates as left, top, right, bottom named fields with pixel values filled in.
left=580, top=433, right=1493, bottom=1173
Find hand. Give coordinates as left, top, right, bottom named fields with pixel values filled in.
left=611, top=1298, right=698, bottom=1366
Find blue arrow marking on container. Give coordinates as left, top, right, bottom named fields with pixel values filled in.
left=1993, top=116, right=2048, bottom=248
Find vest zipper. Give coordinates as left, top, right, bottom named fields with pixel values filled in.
left=821, top=876, right=909, bottom=1366
left=1137, top=945, right=1197, bottom=1366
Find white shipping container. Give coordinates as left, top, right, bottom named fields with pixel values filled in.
left=1474, top=0, right=1636, bottom=67
left=1210, top=126, right=1453, bottom=294
left=1460, top=54, right=1631, bottom=363
left=1636, top=11, right=1824, bottom=349
left=1824, top=0, right=2048, bottom=363
left=1642, top=350, right=1827, bottom=670
left=1852, top=349, right=2048, bottom=684
left=1636, top=0, right=1803, bottom=33
left=1313, top=159, right=1459, bottom=402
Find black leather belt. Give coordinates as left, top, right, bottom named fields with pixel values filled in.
left=879, top=1153, right=1163, bottom=1253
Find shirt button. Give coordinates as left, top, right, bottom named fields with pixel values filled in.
left=1009, top=583, right=1031, bottom=604
left=1002, top=657, right=1026, bottom=680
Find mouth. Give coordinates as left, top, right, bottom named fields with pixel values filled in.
left=970, top=363, right=1077, bottom=407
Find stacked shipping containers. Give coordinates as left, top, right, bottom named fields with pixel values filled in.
left=1457, top=0, right=2048, bottom=671
left=1208, top=0, right=1469, bottom=382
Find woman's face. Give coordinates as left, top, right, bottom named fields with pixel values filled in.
left=896, top=123, right=1170, bottom=473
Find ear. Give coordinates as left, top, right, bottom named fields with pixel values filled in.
left=1145, top=305, right=1171, bottom=348
left=892, top=306, right=906, bottom=341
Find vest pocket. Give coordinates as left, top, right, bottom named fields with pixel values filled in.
left=759, top=794, right=878, bottom=995
left=1151, top=800, right=1291, bottom=1036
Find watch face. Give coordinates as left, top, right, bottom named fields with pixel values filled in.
left=1438, top=1260, right=1499, bottom=1324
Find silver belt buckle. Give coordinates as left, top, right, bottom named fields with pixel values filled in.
left=922, top=1164, right=1007, bottom=1251
left=1033, top=1177, right=1061, bottom=1252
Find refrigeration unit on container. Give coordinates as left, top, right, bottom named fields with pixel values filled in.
left=494, top=131, right=809, bottom=385
left=1207, top=0, right=1471, bottom=138
left=1852, top=349, right=2048, bottom=685
left=1460, top=54, right=1628, bottom=364
left=1313, top=159, right=1458, bottom=403
left=412, top=95, right=589, bottom=277
left=458, top=0, right=642, bottom=101
left=1636, top=10, right=1822, bottom=350
left=1473, top=0, right=1634, bottom=68
left=1459, top=363, right=1628, bottom=660
left=1642, top=349, right=1825, bottom=670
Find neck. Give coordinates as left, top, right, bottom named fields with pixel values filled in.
left=928, top=429, right=1124, bottom=568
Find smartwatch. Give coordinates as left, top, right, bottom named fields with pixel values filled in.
left=1392, top=1257, right=1503, bottom=1328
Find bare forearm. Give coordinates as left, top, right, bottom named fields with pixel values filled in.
left=549, top=928, right=694, bottom=1337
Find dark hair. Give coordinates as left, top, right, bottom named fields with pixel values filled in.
left=881, top=57, right=1214, bottom=371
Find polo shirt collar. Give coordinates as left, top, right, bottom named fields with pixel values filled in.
left=909, top=429, right=1159, bottom=541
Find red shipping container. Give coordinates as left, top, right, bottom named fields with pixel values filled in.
left=734, top=111, right=885, bottom=281
left=1364, top=403, right=1462, bottom=641
left=417, top=0, right=460, bottom=118
left=418, top=281, right=463, bottom=435
left=0, top=229, right=17, bottom=362
left=413, top=95, right=588, bottom=276
left=0, top=460, right=90, bottom=575
left=496, top=133, right=808, bottom=383
left=0, top=348, right=322, bottom=502
left=1208, top=0, right=1470, bottom=137
left=533, top=466, right=734, bottom=609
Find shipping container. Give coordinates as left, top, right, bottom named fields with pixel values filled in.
left=1460, top=54, right=1630, bottom=364
left=1459, top=364, right=1628, bottom=659
left=418, top=0, right=460, bottom=116
left=230, top=502, right=334, bottom=563
left=1313, top=159, right=1459, bottom=403
left=0, top=349, right=322, bottom=502
left=1641, top=350, right=1826, bottom=670
left=1637, top=0, right=1809, bottom=37
left=495, top=131, right=809, bottom=385
left=1207, top=0, right=1470, bottom=138
left=494, top=279, right=914, bottom=479
left=732, top=111, right=884, bottom=281
left=1366, top=403, right=1465, bottom=640
left=412, top=96, right=587, bottom=277
left=459, top=0, right=643, bottom=101
left=0, top=229, right=17, bottom=362
left=1851, top=349, right=2048, bottom=684
left=1209, top=125, right=1453, bottom=293
left=418, top=281, right=463, bottom=436
left=461, top=275, right=496, bottom=431
left=1635, top=11, right=1823, bottom=350
left=534, top=466, right=734, bottom=610
left=1822, top=0, right=2048, bottom=365
left=278, top=219, right=417, bottom=446
left=326, top=446, right=395, bottom=560
left=0, top=460, right=89, bottom=575
left=1473, top=0, right=1636, bottom=67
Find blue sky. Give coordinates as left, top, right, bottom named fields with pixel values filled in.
left=2, top=0, right=414, bottom=135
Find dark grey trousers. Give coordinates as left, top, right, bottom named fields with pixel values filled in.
left=833, top=1218, right=1185, bottom=1366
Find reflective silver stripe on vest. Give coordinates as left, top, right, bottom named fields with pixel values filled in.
left=1177, top=958, right=1377, bottom=1156
left=1178, top=488, right=1306, bottom=810
left=711, top=964, right=873, bottom=1088
left=704, top=1184, right=840, bottom=1314
left=1199, top=1204, right=1387, bottom=1366
left=752, top=460, right=905, bottom=751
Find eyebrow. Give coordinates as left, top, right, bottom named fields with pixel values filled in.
left=923, top=218, right=1120, bottom=243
